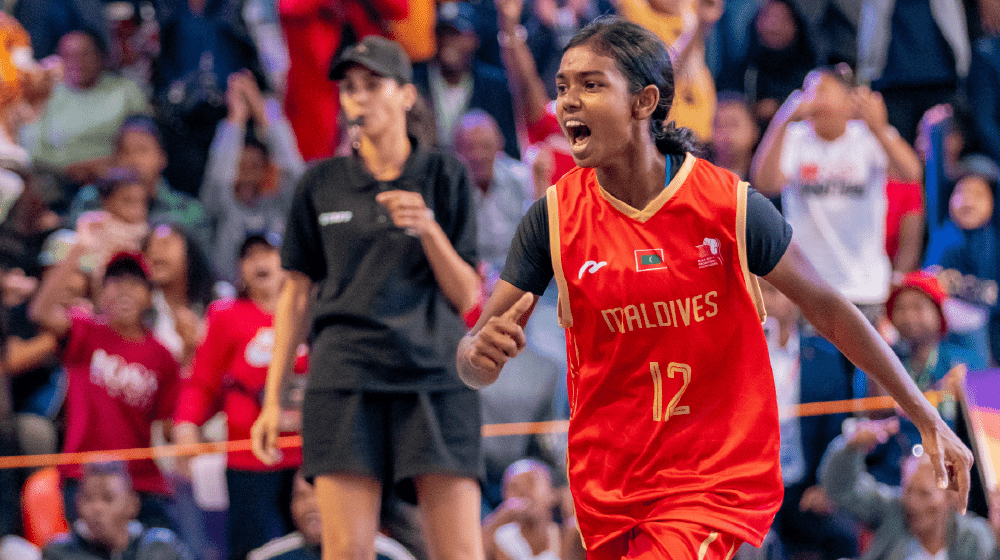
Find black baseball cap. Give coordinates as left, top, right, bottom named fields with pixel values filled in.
left=238, top=231, right=282, bottom=260
left=329, top=36, right=412, bottom=84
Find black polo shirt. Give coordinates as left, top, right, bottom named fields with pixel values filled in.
left=282, top=139, right=478, bottom=391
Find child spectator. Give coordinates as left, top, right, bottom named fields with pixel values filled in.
left=142, top=223, right=216, bottom=366
left=861, top=271, right=984, bottom=486
left=711, top=92, right=759, bottom=181
left=249, top=472, right=322, bottom=560
left=201, top=70, right=305, bottom=283
left=886, top=272, right=984, bottom=391
left=248, top=471, right=420, bottom=560
left=75, top=168, right=150, bottom=277
left=938, top=156, right=1000, bottom=282
left=821, top=418, right=995, bottom=560
left=933, top=155, right=1000, bottom=364
left=173, top=233, right=307, bottom=560
left=482, top=459, right=561, bottom=560
left=67, top=116, right=212, bottom=253
left=28, top=249, right=180, bottom=530
left=752, top=66, right=923, bottom=312
left=43, top=461, right=191, bottom=560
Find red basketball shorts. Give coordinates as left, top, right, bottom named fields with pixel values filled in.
left=587, top=521, right=743, bottom=560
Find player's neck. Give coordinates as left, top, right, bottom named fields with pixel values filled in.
left=595, top=140, right=666, bottom=210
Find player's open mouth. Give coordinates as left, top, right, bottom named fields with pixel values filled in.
left=565, top=119, right=591, bottom=150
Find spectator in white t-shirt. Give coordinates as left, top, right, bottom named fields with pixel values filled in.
left=751, top=66, right=923, bottom=307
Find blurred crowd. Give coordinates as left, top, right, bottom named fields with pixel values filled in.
left=0, top=0, right=996, bottom=558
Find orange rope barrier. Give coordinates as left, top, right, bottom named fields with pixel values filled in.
left=0, top=390, right=946, bottom=470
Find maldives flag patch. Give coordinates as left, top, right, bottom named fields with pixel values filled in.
left=635, top=248, right=668, bottom=271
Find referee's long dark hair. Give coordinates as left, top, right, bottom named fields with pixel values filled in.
left=565, top=17, right=698, bottom=156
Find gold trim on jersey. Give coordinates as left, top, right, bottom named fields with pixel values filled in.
left=547, top=185, right=574, bottom=328
left=736, top=180, right=767, bottom=323
left=596, top=152, right=696, bottom=223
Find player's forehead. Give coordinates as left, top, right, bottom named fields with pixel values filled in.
left=557, top=45, right=619, bottom=82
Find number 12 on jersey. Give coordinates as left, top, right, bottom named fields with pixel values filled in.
left=650, top=362, right=691, bottom=422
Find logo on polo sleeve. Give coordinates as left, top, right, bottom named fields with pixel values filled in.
left=635, top=249, right=668, bottom=272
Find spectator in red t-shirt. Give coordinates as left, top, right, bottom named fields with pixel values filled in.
left=885, top=179, right=926, bottom=275
left=174, top=232, right=307, bottom=560
left=29, top=249, right=180, bottom=531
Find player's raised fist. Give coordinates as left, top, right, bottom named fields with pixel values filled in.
left=458, top=291, right=535, bottom=388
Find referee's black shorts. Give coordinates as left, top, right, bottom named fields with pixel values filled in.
left=300, top=387, right=483, bottom=503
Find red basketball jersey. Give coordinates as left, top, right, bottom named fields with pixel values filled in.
left=547, top=154, right=783, bottom=549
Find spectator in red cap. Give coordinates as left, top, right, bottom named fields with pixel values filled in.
left=29, top=247, right=181, bottom=531
left=883, top=270, right=984, bottom=417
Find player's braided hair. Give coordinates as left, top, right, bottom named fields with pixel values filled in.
left=564, top=17, right=699, bottom=156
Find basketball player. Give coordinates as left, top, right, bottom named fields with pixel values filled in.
left=457, top=17, right=973, bottom=560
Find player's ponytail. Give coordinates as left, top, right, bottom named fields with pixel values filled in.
left=565, top=17, right=699, bottom=156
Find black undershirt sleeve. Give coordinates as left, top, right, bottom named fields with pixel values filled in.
left=746, top=187, right=793, bottom=276
left=498, top=184, right=793, bottom=294
left=499, top=196, right=554, bottom=295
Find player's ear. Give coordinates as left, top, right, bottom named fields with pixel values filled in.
left=633, top=85, right=660, bottom=121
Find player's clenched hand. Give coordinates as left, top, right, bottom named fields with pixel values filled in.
left=459, top=292, right=533, bottom=388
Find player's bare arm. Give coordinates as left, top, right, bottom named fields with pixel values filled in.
left=763, top=241, right=974, bottom=511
